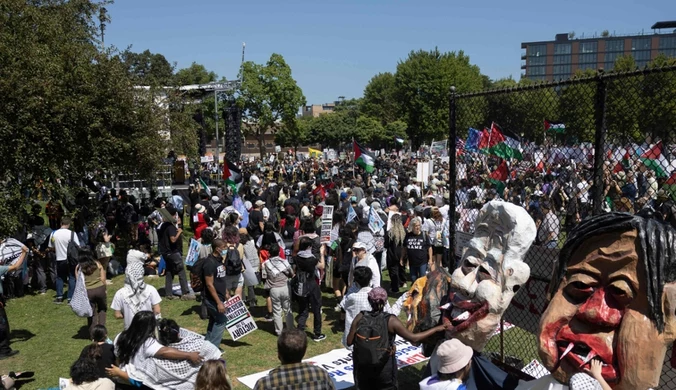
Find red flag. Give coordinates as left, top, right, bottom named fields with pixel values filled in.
left=478, top=128, right=491, bottom=150
left=667, top=172, right=676, bottom=185
left=222, top=160, right=229, bottom=180
left=312, top=184, right=326, bottom=200
left=490, top=122, right=506, bottom=146
left=489, top=160, right=508, bottom=182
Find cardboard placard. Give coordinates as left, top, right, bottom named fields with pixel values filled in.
left=320, top=205, right=334, bottom=244
left=184, top=238, right=200, bottom=267
left=225, top=295, right=257, bottom=341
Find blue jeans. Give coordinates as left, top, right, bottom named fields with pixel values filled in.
left=55, top=261, right=76, bottom=300
left=204, top=299, right=227, bottom=349
left=545, top=240, right=558, bottom=249
left=410, top=263, right=428, bottom=283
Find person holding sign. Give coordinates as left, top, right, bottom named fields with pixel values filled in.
left=202, top=239, right=229, bottom=349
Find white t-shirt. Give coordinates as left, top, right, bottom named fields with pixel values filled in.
left=0, top=238, right=26, bottom=277
left=111, top=285, right=162, bottom=330
left=49, top=228, right=80, bottom=261
left=113, top=335, right=163, bottom=369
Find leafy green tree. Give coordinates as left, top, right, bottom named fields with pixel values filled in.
left=0, top=0, right=194, bottom=235
left=604, top=55, right=641, bottom=144
left=275, top=116, right=310, bottom=154
left=237, top=54, right=306, bottom=157
left=558, top=70, right=597, bottom=142
left=394, top=48, right=485, bottom=146
left=173, top=62, right=217, bottom=85
left=119, top=49, right=175, bottom=86
left=361, top=72, right=400, bottom=125
left=641, top=54, right=676, bottom=143
left=354, top=116, right=385, bottom=145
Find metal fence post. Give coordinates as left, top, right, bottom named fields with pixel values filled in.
left=592, top=71, right=607, bottom=216
left=448, top=86, right=457, bottom=270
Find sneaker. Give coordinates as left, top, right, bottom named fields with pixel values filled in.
left=312, top=334, right=327, bottom=342
left=53, top=298, right=63, bottom=304
left=67, top=299, right=71, bottom=304
left=105, top=280, right=114, bottom=285
left=0, top=350, right=19, bottom=360
left=263, top=313, right=273, bottom=322
left=39, top=289, right=47, bottom=295
left=180, top=294, right=196, bottom=301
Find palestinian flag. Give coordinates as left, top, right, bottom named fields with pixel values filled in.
left=544, top=119, right=566, bottom=134
left=480, top=122, right=523, bottom=160
left=613, top=150, right=631, bottom=174
left=640, top=142, right=670, bottom=178
left=353, top=140, right=375, bottom=173
left=198, top=178, right=211, bottom=197
left=222, top=158, right=243, bottom=192
left=488, top=160, right=508, bottom=195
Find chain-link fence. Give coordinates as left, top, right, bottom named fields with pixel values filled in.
left=448, top=64, right=676, bottom=388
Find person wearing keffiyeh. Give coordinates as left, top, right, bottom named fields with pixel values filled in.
left=110, top=260, right=162, bottom=330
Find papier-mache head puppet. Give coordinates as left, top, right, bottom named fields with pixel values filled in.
left=537, top=211, right=676, bottom=390
left=441, top=200, right=536, bottom=351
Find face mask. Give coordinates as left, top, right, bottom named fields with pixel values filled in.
left=220, top=249, right=228, bottom=257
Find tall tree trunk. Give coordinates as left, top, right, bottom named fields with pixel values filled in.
left=258, top=127, right=265, bottom=159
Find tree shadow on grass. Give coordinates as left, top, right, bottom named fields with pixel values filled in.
left=14, top=378, right=35, bottom=389
left=72, top=325, right=90, bottom=340
left=9, top=329, right=35, bottom=343
left=180, top=305, right=202, bottom=316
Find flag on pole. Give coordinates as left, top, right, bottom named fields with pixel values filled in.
left=480, top=123, right=523, bottom=160
left=198, top=178, right=211, bottom=197
left=465, top=128, right=481, bottom=152
left=544, top=119, right=566, bottom=134
left=347, top=204, right=357, bottom=223
left=308, top=147, right=322, bottom=158
left=394, top=137, right=405, bottom=145
left=488, top=160, right=509, bottom=195
left=353, top=140, right=375, bottom=173
left=222, top=158, right=243, bottom=193
left=640, top=141, right=670, bottom=178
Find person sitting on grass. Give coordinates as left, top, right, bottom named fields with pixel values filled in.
left=78, top=325, right=115, bottom=380
left=65, top=346, right=115, bottom=390
left=106, top=311, right=203, bottom=389
left=195, top=359, right=233, bottom=390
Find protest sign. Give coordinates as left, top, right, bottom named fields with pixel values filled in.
left=320, top=205, right=334, bottom=243
left=225, top=295, right=257, bottom=341
left=184, top=238, right=200, bottom=267
left=346, top=204, right=357, bottom=223
left=238, top=337, right=430, bottom=389
left=368, top=207, right=385, bottom=234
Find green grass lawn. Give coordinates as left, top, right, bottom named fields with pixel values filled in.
left=0, top=220, right=536, bottom=389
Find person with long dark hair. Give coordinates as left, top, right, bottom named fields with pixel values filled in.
left=106, top=311, right=202, bottom=387
left=66, top=345, right=115, bottom=390
left=75, top=248, right=107, bottom=335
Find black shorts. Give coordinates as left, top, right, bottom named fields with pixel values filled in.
left=432, top=246, right=445, bottom=256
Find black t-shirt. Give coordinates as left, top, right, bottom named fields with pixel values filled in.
left=79, top=343, right=115, bottom=379
left=202, top=254, right=227, bottom=303
left=404, top=232, right=430, bottom=267
left=249, top=210, right=264, bottom=237
left=158, top=222, right=180, bottom=257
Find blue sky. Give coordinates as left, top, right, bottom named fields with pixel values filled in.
left=106, top=0, right=674, bottom=105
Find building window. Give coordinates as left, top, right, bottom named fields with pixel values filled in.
left=527, top=75, right=546, bottom=81
left=528, top=44, right=547, bottom=57
left=553, top=55, right=571, bottom=64
left=553, top=74, right=571, bottom=81
left=660, top=48, right=676, bottom=57
left=580, top=41, right=598, bottom=53
left=605, top=39, right=624, bottom=52
left=632, top=37, right=651, bottom=51
left=322, top=106, right=334, bottom=111
left=527, top=66, right=546, bottom=76
left=553, top=64, right=571, bottom=75
left=578, top=63, right=597, bottom=71
left=633, top=50, right=652, bottom=61
left=554, top=43, right=572, bottom=55
left=604, top=51, right=623, bottom=65
left=579, top=53, right=598, bottom=64
left=527, top=56, right=546, bottom=66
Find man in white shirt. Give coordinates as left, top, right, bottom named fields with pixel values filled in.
left=340, top=266, right=373, bottom=349
left=48, top=216, right=79, bottom=304
left=347, top=242, right=381, bottom=290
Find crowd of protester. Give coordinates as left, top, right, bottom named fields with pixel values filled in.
left=1, top=143, right=676, bottom=389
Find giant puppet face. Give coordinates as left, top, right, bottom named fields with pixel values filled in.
left=539, top=213, right=676, bottom=389
left=441, top=200, right=536, bottom=351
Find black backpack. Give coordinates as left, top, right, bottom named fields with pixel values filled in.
left=67, top=231, right=80, bottom=266
left=354, top=311, right=392, bottom=366
left=291, top=270, right=310, bottom=297
left=190, top=257, right=207, bottom=292
left=224, top=246, right=243, bottom=276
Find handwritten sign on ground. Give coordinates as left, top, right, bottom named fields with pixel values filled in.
left=225, top=295, right=257, bottom=341
left=238, top=337, right=429, bottom=389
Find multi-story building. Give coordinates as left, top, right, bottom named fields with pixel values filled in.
left=301, top=103, right=336, bottom=117
left=521, top=21, right=676, bottom=81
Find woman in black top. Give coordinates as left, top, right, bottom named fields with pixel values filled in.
left=384, top=214, right=407, bottom=293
